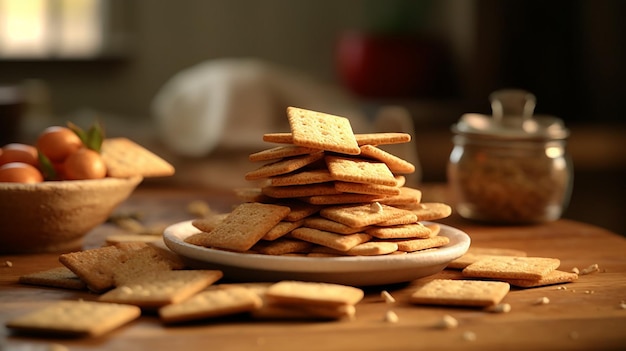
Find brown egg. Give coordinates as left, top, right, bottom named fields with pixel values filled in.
left=0, top=162, right=44, bottom=183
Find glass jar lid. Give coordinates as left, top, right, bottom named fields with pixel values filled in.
left=452, top=89, right=569, bottom=140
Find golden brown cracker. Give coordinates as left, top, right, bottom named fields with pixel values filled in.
left=269, top=169, right=334, bottom=186
left=100, top=270, right=223, bottom=308
left=287, top=106, right=360, bottom=155
left=377, top=187, right=423, bottom=206
left=345, top=241, right=398, bottom=256
left=366, top=223, right=431, bottom=239
left=290, top=227, right=371, bottom=251
left=320, top=203, right=416, bottom=227
left=334, top=181, right=400, bottom=196
left=261, top=182, right=341, bottom=199
left=6, top=300, right=141, bottom=337
left=188, top=202, right=291, bottom=252
left=251, top=238, right=313, bottom=255
left=303, top=216, right=369, bottom=234
left=262, top=220, right=304, bottom=240
left=503, top=270, right=578, bottom=288
left=263, top=132, right=294, bottom=144
left=359, top=145, right=415, bottom=174
left=410, top=279, right=510, bottom=307
left=249, top=145, right=319, bottom=162
left=325, top=156, right=397, bottom=186
left=301, top=193, right=382, bottom=205
left=462, top=256, right=561, bottom=280
left=159, top=286, right=263, bottom=324
left=265, top=280, right=364, bottom=306
left=393, top=235, right=450, bottom=252
left=354, top=132, right=411, bottom=146
left=244, top=152, right=324, bottom=180
left=101, top=137, right=174, bottom=178
left=19, top=266, right=87, bottom=290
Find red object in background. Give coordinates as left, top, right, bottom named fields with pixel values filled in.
left=335, top=31, right=444, bottom=98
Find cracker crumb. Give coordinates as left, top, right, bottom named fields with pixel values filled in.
left=486, top=303, right=511, bottom=313
left=5, top=260, right=13, bottom=267
left=370, top=202, right=383, bottom=214
left=534, top=297, right=550, bottom=305
left=557, top=286, right=567, bottom=290
left=619, top=301, right=626, bottom=309
left=436, top=314, right=458, bottom=329
left=462, top=331, right=477, bottom=341
left=385, top=310, right=399, bottom=323
left=381, top=290, right=396, bottom=304
left=580, top=263, right=599, bottom=275
left=571, top=267, right=580, bottom=274
left=584, top=290, right=595, bottom=294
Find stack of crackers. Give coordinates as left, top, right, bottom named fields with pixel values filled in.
left=187, top=106, right=452, bottom=257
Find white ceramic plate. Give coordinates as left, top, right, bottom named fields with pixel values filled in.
left=163, top=220, right=470, bottom=286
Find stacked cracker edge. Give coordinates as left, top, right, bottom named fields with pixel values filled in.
left=188, top=106, right=452, bottom=256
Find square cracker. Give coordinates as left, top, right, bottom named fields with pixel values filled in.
left=462, top=256, right=560, bottom=280
left=270, top=169, right=334, bottom=186
left=392, top=235, right=450, bottom=252
left=59, top=242, right=149, bottom=292
left=320, top=203, right=416, bottom=227
left=6, top=300, right=141, bottom=337
left=249, top=145, right=319, bottom=162
left=303, top=216, right=369, bottom=234
left=19, top=266, right=86, bottom=290
left=159, top=286, right=262, bottom=324
left=265, top=280, right=364, bottom=307
left=244, top=152, right=324, bottom=180
left=188, top=202, right=291, bottom=252
left=359, top=145, right=415, bottom=174
left=502, top=269, right=578, bottom=288
left=287, top=106, right=360, bottom=155
left=301, top=193, right=383, bottom=205
left=325, top=156, right=397, bottom=186
left=100, top=270, right=223, bottom=308
left=354, top=132, right=411, bottom=146
left=410, top=279, right=510, bottom=307
left=290, top=227, right=371, bottom=252
left=101, top=137, right=175, bottom=178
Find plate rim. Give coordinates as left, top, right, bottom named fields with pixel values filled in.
left=163, top=220, right=471, bottom=274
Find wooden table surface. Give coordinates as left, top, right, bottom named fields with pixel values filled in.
left=1, top=184, right=625, bottom=351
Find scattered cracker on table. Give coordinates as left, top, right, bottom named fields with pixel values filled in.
left=503, top=269, right=579, bottom=288
left=287, top=106, right=360, bottom=155
left=100, top=270, right=223, bottom=308
left=19, top=266, right=86, bottom=290
left=447, top=247, right=528, bottom=270
left=188, top=202, right=291, bottom=252
left=265, top=280, right=364, bottom=307
left=101, top=137, right=175, bottom=178
left=6, top=300, right=141, bottom=337
left=159, top=286, right=262, bottom=324
left=462, top=256, right=561, bottom=280
left=59, top=242, right=148, bottom=292
left=410, top=279, right=510, bottom=307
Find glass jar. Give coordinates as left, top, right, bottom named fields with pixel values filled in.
left=447, top=90, right=573, bottom=224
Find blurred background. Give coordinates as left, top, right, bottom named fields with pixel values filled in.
left=1, top=0, right=624, bottom=234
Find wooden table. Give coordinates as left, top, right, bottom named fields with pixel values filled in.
left=1, top=185, right=625, bottom=351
